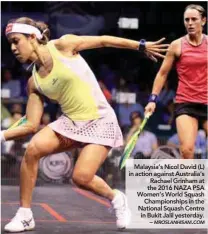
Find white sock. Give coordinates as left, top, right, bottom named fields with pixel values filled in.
left=18, top=207, right=32, bottom=217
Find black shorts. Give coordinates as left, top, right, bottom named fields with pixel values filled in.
left=174, top=103, right=207, bottom=122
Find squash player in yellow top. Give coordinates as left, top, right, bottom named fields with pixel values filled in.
left=1, top=17, right=169, bottom=232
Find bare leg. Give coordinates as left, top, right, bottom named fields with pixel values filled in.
left=176, top=115, right=198, bottom=159
left=20, top=126, right=76, bottom=207
left=72, top=144, right=116, bottom=201
left=202, top=120, right=208, bottom=135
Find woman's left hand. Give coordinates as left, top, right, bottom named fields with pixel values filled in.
left=145, top=37, right=169, bottom=62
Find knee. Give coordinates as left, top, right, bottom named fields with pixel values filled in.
left=24, top=141, right=40, bottom=163
left=72, top=171, right=93, bottom=186
left=180, top=145, right=194, bottom=159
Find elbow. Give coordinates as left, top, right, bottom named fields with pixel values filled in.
left=27, top=124, right=39, bottom=134
left=31, top=126, right=39, bottom=134
left=100, top=35, right=110, bottom=47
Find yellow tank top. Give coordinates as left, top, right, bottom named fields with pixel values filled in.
left=32, top=41, right=110, bottom=121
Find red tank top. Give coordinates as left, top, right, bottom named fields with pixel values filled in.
left=175, top=35, right=208, bottom=104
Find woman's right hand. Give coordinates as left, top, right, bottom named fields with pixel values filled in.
left=145, top=38, right=169, bottom=62
left=145, top=102, right=156, bottom=116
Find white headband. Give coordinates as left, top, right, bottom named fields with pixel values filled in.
left=5, top=23, right=43, bottom=39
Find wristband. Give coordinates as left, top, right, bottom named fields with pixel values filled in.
left=148, top=94, right=158, bottom=103
left=1, top=130, right=6, bottom=142
left=138, top=39, right=146, bottom=52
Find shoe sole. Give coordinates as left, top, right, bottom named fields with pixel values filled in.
left=117, top=209, right=132, bottom=230
left=4, top=227, right=35, bottom=233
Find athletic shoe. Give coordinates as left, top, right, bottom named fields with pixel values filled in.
left=4, top=207, right=35, bottom=232
left=111, top=190, right=131, bottom=229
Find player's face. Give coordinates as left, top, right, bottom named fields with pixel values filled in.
left=7, top=33, right=34, bottom=63
left=184, top=9, right=205, bottom=36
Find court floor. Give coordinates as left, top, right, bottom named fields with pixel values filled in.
left=1, top=185, right=207, bottom=234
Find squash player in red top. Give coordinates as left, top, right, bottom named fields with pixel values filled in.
left=145, top=4, right=207, bottom=159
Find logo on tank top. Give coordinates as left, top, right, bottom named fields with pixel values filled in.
left=52, top=78, right=58, bottom=85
